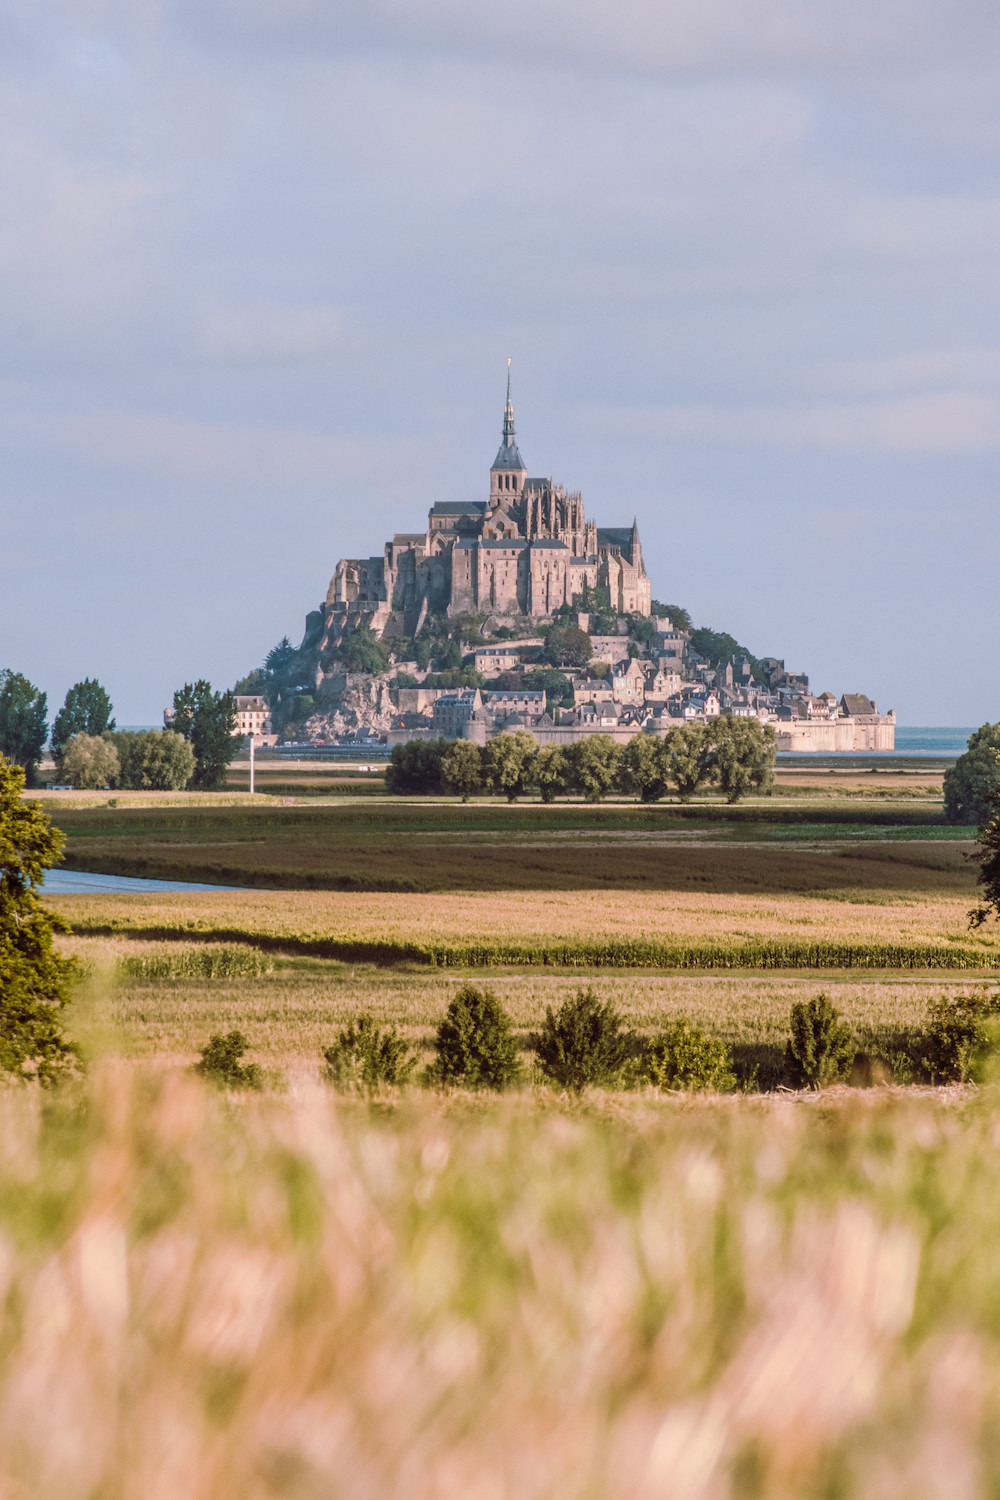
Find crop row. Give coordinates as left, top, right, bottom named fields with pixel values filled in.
left=68, top=919, right=1000, bottom=970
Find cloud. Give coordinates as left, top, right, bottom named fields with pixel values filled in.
left=199, top=303, right=345, bottom=362
left=177, top=0, right=1000, bottom=76
left=0, top=405, right=425, bottom=488
left=591, top=392, right=1000, bottom=454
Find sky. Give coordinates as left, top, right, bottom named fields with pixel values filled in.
left=2, top=0, right=999, bottom=726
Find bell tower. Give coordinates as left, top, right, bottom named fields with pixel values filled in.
left=490, top=359, right=528, bottom=506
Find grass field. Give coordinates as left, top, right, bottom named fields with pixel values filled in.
left=4, top=1071, right=1000, bottom=1498
left=14, top=772, right=1000, bottom=1494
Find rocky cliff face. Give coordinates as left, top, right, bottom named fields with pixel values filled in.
left=303, top=673, right=395, bottom=740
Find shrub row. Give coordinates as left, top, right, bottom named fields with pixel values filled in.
left=387, top=720, right=776, bottom=805
left=196, top=987, right=1000, bottom=1094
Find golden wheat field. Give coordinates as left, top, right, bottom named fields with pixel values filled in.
left=48, top=878, right=999, bottom=955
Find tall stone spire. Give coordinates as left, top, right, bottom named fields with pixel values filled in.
left=490, top=357, right=527, bottom=501
left=503, top=357, right=515, bottom=443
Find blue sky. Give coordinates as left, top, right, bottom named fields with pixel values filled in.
left=2, top=0, right=998, bottom=725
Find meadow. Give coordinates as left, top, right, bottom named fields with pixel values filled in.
left=2, top=1070, right=1000, bottom=1499
left=9, top=766, right=1000, bottom=1495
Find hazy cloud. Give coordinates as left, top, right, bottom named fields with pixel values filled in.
left=0, top=0, right=997, bottom=722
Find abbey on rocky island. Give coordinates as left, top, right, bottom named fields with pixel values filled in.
left=324, top=368, right=651, bottom=643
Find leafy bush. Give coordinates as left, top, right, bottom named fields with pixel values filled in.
left=323, top=1014, right=417, bottom=1088
left=110, top=730, right=195, bottom=791
left=641, top=1019, right=736, bottom=1091
left=431, top=984, right=521, bottom=1089
left=61, top=733, right=120, bottom=790
left=195, top=1030, right=263, bottom=1089
left=921, top=992, right=1000, bottom=1083
left=533, top=987, right=635, bottom=1090
left=785, top=994, right=856, bottom=1088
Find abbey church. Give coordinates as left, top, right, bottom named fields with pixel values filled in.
left=326, top=371, right=651, bottom=639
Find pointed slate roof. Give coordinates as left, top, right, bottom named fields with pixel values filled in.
left=492, top=360, right=527, bottom=472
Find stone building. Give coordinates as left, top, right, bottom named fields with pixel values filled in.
left=321, top=369, right=651, bottom=648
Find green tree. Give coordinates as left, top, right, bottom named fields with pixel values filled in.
left=171, top=682, right=237, bottom=790
left=51, top=679, right=115, bottom=764
left=944, top=724, right=1000, bottom=826
left=641, top=1020, right=736, bottom=1092
left=627, top=615, right=660, bottom=649
left=384, top=739, right=448, bottom=794
left=545, top=623, right=593, bottom=669
left=689, top=627, right=763, bottom=683
left=785, top=995, right=855, bottom=1088
left=342, top=626, right=390, bottom=675
left=663, top=722, right=716, bottom=801
left=0, top=671, right=48, bottom=788
left=233, top=667, right=268, bottom=696
left=535, top=746, right=572, bottom=803
left=434, top=638, right=463, bottom=672
left=567, top=735, right=621, bottom=803
left=0, top=756, right=81, bottom=1082
left=711, top=716, right=776, bottom=803
left=970, top=794, right=1000, bottom=929
left=482, top=731, right=537, bottom=802
left=441, top=740, right=484, bottom=801
left=651, top=601, right=692, bottom=632
left=432, top=984, right=521, bottom=1090
left=111, top=731, right=195, bottom=791
left=616, top=734, right=669, bottom=803
left=61, top=734, right=121, bottom=790
left=533, top=987, right=635, bottom=1091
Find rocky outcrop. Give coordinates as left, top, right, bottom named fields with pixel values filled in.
left=304, top=673, right=395, bottom=740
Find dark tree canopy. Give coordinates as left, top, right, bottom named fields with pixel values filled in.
left=51, top=679, right=115, bottom=761
left=171, top=681, right=237, bottom=789
left=688, top=628, right=763, bottom=682
left=0, top=756, right=80, bottom=1081
left=342, top=626, right=390, bottom=676
left=651, top=602, right=692, bottom=632
left=545, top=623, right=593, bottom=669
left=0, top=671, right=48, bottom=788
left=944, top=723, right=1000, bottom=827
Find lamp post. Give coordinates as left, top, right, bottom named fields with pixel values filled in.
left=249, top=733, right=256, bottom=795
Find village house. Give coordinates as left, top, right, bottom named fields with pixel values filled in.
left=611, top=658, right=646, bottom=705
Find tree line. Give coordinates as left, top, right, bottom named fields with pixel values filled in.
left=0, top=670, right=239, bottom=790
left=386, top=717, right=777, bottom=804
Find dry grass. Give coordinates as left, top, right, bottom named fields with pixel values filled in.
left=2, top=1070, right=1000, bottom=1499
left=48, top=878, right=1000, bottom=961
left=59, top=941, right=988, bottom=1073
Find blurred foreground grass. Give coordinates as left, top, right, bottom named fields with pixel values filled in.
left=2, top=1071, right=1000, bottom=1498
